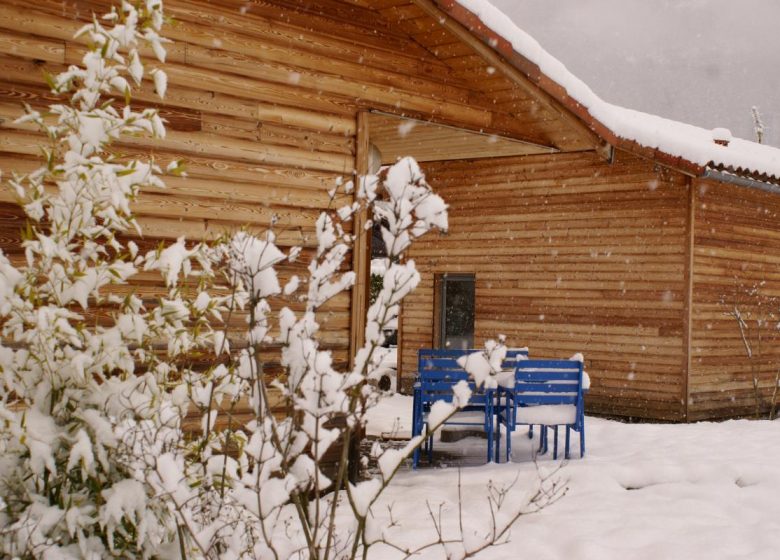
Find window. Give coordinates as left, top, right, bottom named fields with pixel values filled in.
left=435, top=274, right=475, bottom=350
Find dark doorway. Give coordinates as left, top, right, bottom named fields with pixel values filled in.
left=436, top=274, right=475, bottom=350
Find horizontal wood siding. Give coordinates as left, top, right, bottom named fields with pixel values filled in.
left=401, top=150, right=689, bottom=420
left=0, top=0, right=584, bottom=370
left=689, top=179, right=780, bottom=420
left=0, top=0, right=603, bottom=373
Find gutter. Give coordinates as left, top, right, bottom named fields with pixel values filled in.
left=701, top=168, right=780, bottom=195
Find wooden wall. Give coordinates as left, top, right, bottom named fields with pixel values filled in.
left=401, top=150, right=691, bottom=420
left=10, top=0, right=773, bottom=422
left=689, top=179, right=780, bottom=420
left=0, top=0, right=581, bottom=368
left=0, top=0, right=368, bottom=365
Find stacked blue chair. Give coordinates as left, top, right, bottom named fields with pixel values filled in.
left=411, top=348, right=528, bottom=469
left=496, top=359, right=585, bottom=462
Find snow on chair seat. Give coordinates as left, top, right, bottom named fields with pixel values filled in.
left=516, top=404, right=577, bottom=425
left=411, top=347, right=528, bottom=469
left=496, top=358, right=586, bottom=462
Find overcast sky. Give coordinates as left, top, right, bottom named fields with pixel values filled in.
left=490, top=0, right=780, bottom=147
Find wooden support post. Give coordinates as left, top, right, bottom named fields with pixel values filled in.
left=349, top=111, right=371, bottom=368
left=682, top=177, right=696, bottom=421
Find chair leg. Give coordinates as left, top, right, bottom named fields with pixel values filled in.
left=580, top=423, right=586, bottom=458
left=427, top=434, right=434, bottom=463
left=507, top=416, right=512, bottom=462
left=553, top=426, right=559, bottom=460
left=528, top=424, right=534, bottom=439
left=504, top=398, right=511, bottom=463
left=493, top=403, right=503, bottom=463
left=506, top=401, right=512, bottom=462
left=412, top=407, right=421, bottom=470
left=413, top=420, right=422, bottom=469
left=497, top=396, right=505, bottom=463
left=486, top=414, right=494, bottom=464
left=538, top=426, right=547, bottom=454
left=490, top=394, right=496, bottom=464
left=565, top=426, right=571, bottom=460
left=493, top=430, right=499, bottom=463
left=494, top=419, right=501, bottom=464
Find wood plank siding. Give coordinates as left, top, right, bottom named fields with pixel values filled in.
left=0, top=0, right=590, bottom=370
left=3, top=0, right=775, bottom=422
left=401, top=150, right=690, bottom=421
left=689, top=179, right=780, bottom=420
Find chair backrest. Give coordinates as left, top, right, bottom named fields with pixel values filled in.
left=513, top=359, right=583, bottom=406
left=416, top=347, right=529, bottom=404
left=501, top=347, right=530, bottom=369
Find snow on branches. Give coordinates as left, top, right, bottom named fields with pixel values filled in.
left=176, top=158, right=452, bottom=559
left=0, top=1, right=196, bottom=557
left=0, top=1, right=552, bottom=558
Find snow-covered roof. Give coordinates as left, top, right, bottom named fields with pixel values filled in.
left=450, top=0, right=780, bottom=184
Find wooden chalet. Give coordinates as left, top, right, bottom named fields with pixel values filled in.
left=2, top=0, right=780, bottom=421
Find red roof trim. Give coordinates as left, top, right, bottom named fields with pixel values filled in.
left=435, top=0, right=740, bottom=181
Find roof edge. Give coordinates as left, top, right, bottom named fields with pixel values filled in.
left=434, top=0, right=780, bottom=187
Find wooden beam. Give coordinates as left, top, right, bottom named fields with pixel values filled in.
left=349, top=111, right=371, bottom=368
left=410, top=0, right=606, bottom=154
left=682, top=177, right=696, bottom=422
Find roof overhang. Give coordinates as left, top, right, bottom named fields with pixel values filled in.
left=425, top=0, right=780, bottom=189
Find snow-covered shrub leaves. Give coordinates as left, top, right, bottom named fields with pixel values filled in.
left=159, top=155, right=453, bottom=558
left=0, top=2, right=208, bottom=557
left=458, top=337, right=508, bottom=389
left=0, top=1, right=493, bottom=558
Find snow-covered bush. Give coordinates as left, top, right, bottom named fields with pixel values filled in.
left=0, top=2, right=560, bottom=558
left=0, top=1, right=202, bottom=556
left=722, top=282, right=780, bottom=419
left=154, top=156, right=456, bottom=559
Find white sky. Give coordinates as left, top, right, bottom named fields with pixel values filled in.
left=490, top=0, right=780, bottom=147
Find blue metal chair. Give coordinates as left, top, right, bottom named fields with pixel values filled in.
left=411, top=348, right=528, bottom=469
left=496, top=359, right=585, bottom=462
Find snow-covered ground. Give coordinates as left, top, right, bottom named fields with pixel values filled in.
left=364, top=395, right=780, bottom=559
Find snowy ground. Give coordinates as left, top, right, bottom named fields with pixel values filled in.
left=364, top=395, right=780, bottom=559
